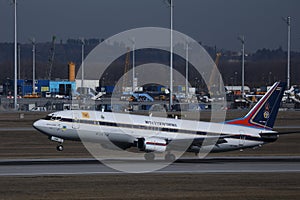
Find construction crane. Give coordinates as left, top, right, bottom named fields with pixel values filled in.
left=208, top=52, right=221, bottom=92
left=46, top=36, right=56, bottom=80
left=122, top=48, right=131, bottom=92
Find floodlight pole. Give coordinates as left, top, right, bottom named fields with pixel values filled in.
left=169, top=0, right=173, bottom=110
left=81, top=38, right=85, bottom=88
left=13, top=0, right=18, bottom=109
left=31, top=38, right=36, bottom=94
left=283, top=17, right=291, bottom=89
left=185, top=41, right=189, bottom=97
left=132, top=38, right=135, bottom=92
left=238, top=36, right=245, bottom=99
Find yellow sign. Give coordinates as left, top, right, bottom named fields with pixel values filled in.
left=81, top=112, right=90, bottom=119
left=41, top=87, right=49, bottom=92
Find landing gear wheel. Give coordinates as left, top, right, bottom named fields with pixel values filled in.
left=165, top=153, right=176, bottom=162
left=144, top=152, right=155, bottom=161
left=56, top=145, right=64, bottom=151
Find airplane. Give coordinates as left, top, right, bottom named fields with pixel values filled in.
left=33, top=81, right=287, bottom=161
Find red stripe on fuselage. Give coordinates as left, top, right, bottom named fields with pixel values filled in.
left=146, top=142, right=167, bottom=146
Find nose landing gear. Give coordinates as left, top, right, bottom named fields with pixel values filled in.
left=56, top=144, right=64, bottom=151
left=49, top=136, right=64, bottom=151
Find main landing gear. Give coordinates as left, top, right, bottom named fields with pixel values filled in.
left=49, top=136, right=64, bottom=152
left=144, top=152, right=176, bottom=161
left=144, top=152, right=155, bottom=161
left=164, top=152, right=176, bottom=162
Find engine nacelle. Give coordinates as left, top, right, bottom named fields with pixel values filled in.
left=137, top=137, right=167, bottom=152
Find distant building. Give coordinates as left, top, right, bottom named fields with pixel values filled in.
left=49, top=81, right=76, bottom=96
left=225, top=85, right=250, bottom=95
left=75, top=79, right=99, bottom=91
left=1, top=79, right=75, bottom=97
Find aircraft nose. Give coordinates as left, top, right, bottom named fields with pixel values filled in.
left=33, top=120, right=42, bottom=130
left=33, top=119, right=53, bottom=137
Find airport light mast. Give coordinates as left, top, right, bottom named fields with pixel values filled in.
left=166, top=0, right=174, bottom=110
left=81, top=38, right=85, bottom=88
left=185, top=39, right=189, bottom=97
left=30, top=38, right=36, bottom=94
left=238, top=35, right=245, bottom=99
left=13, top=0, right=18, bottom=109
left=283, top=16, right=291, bottom=89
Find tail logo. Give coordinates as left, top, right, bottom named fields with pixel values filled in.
left=263, top=103, right=270, bottom=119
left=226, top=82, right=286, bottom=130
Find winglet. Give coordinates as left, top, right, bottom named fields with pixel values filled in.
left=226, top=82, right=286, bottom=130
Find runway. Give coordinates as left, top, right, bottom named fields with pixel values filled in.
left=1, top=156, right=300, bottom=176
left=0, top=127, right=35, bottom=131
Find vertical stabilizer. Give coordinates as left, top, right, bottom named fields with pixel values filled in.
left=226, top=82, right=286, bottom=129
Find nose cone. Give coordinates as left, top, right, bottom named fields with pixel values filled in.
left=33, top=119, right=50, bottom=136
left=33, top=120, right=42, bottom=131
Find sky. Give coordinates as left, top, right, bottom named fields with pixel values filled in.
left=0, top=0, right=299, bottom=52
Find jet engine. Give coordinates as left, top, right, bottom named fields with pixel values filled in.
left=137, top=137, right=167, bottom=152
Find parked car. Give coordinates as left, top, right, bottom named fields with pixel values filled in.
left=55, top=94, right=65, bottom=99
left=30, top=107, right=47, bottom=112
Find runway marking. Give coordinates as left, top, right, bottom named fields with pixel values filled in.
left=1, top=156, right=300, bottom=176
left=1, top=169, right=300, bottom=177
left=1, top=156, right=300, bottom=165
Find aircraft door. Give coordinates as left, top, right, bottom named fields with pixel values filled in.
left=72, top=113, right=80, bottom=129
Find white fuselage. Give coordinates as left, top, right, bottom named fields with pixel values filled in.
left=33, top=110, right=276, bottom=153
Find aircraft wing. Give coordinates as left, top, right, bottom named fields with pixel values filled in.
left=166, top=135, right=229, bottom=152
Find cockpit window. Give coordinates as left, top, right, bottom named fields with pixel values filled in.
left=44, top=115, right=52, bottom=120
left=50, top=116, right=62, bottom=121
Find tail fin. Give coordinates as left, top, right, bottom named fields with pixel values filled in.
left=226, top=82, right=286, bottom=130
